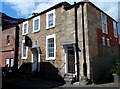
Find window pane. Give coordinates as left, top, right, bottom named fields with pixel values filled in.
left=7, top=35, right=10, bottom=44
left=23, top=43, right=26, bottom=57
left=48, top=13, right=53, bottom=27
left=34, top=19, right=39, bottom=31
left=6, top=59, right=10, bottom=67
left=102, top=14, right=106, bottom=23
left=102, top=14, right=107, bottom=34
left=10, top=59, right=14, bottom=67
left=48, top=38, right=54, bottom=57
left=113, top=21, right=117, bottom=37
left=24, top=24, right=27, bottom=33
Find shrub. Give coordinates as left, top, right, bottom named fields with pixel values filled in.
left=110, top=59, right=120, bottom=75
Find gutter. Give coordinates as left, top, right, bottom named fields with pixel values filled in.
left=74, top=2, right=79, bottom=81
left=74, top=1, right=87, bottom=81
left=81, top=3, right=87, bottom=77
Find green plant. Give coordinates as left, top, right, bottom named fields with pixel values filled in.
left=110, top=59, right=120, bottom=75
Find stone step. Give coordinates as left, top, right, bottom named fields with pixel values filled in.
left=64, top=73, right=76, bottom=83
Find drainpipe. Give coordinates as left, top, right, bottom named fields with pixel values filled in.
left=81, top=3, right=87, bottom=77
left=74, top=2, right=79, bottom=81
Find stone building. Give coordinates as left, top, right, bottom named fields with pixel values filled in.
left=18, top=2, right=120, bottom=83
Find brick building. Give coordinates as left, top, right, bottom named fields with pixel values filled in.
left=18, top=2, right=120, bottom=83
left=1, top=13, right=24, bottom=71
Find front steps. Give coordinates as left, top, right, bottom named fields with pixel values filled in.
left=64, top=73, right=76, bottom=84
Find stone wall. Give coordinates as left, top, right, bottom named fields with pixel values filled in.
left=18, top=6, right=77, bottom=75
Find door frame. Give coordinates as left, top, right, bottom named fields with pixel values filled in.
left=64, top=45, right=77, bottom=75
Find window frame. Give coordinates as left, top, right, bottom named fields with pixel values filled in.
left=46, top=34, right=56, bottom=60
left=33, top=16, right=40, bottom=33
left=113, top=21, right=118, bottom=38
left=22, top=40, right=28, bottom=59
left=46, top=9, right=55, bottom=29
left=101, top=13, right=108, bottom=34
left=22, top=21, right=28, bottom=35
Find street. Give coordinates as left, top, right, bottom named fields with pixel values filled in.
left=2, top=75, right=65, bottom=89
left=2, top=74, right=120, bottom=89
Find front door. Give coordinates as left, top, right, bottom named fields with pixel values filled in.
left=67, top=47, right=75, bottom=73
left=32, top=49, right=38, bottom=72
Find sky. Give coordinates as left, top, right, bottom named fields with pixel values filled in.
left=0, top=0, right=120, bottom=34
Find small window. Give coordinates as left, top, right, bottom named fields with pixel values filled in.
left=22, top=21, right=28, bottom=35
left=107, top=38, right=110, bottom=46
left=102, top=37, right=105, bottom=45
left=7, top=35, right=10, bottom=45
left=34, top=40, right=38, bottom=46
left=6, top=58, right=14, bottom=67
left=46, top=34, right=56, bottom=60
left=22, top=40, right=28, bottom=59
left=113, top=21, right=118, bottom=38
left=33, top=16, right=40, bottom=33
left=46, top=9, right=55, bottom=29
left=101, top=13, right=108, bottom=34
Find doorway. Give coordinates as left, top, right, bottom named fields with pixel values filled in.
left=67, top=47, right=75, bottom=74
left=32, top=48, right=39, bottom=72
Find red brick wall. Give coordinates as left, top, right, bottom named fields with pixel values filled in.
left=119, top=35, right=120, bottom=45
left=2, top=27, right=16, bottom=67
left=2, top=52, right=14, bottom=67
left=97, top=16, right=119, bottom=45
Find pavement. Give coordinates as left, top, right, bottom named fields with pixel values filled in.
left=2, top=73, right=120, bottom=89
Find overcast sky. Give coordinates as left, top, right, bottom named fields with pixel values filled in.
left=0, top=0, right=120, bottom=34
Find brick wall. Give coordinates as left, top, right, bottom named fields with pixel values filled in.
left=96, top=17, right=119, bottom=46
left=2, top=27, right=16, bottom=67
left=119, top=35, right=120, bottom=44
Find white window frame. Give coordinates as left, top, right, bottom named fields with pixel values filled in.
left=33, top=16, right=40, bottom=33
left=46, top=9, right=55, bottom=29
left=113, top=21, right=118, bottom=38
left=22, top=40, right=28, bottom=59
left=46, top=34, right=56, bottom=60
left=107, top=38, right=110, bottom=46
left=102, top=37, right=105, bottom=45
left=22, top=21, right=28, bottom=35
left=101, top=13, right=108, bottom=34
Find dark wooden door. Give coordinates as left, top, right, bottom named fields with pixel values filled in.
left=68, top=47, right=75, bottom=73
